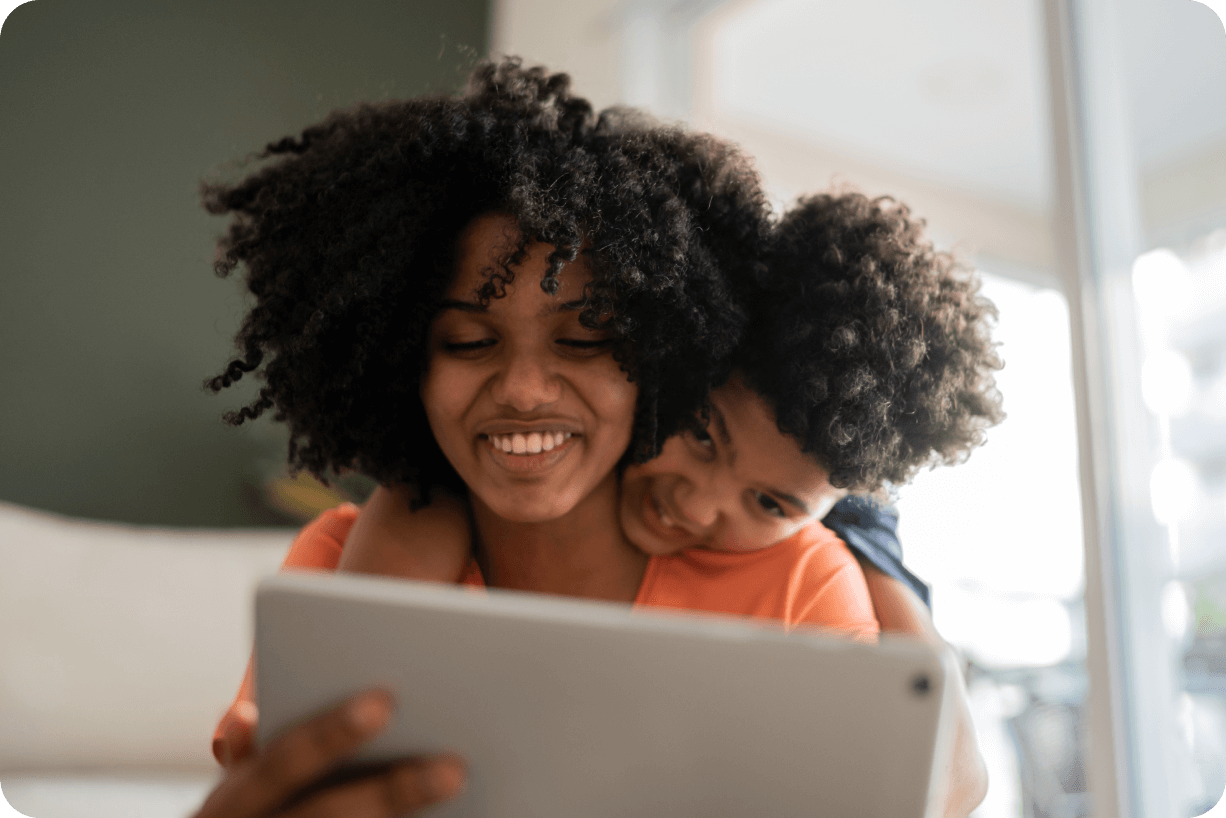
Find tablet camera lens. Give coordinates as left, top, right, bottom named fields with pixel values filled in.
left=911, top=674, right=930, bottom=696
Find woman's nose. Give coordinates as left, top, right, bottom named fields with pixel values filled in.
left=490, top=347, right=562, bottom=412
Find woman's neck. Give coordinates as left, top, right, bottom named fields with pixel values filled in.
left=469, top=472, right=647, bottom=603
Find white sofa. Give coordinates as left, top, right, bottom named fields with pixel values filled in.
left=0, top=501, right=295, bottom=818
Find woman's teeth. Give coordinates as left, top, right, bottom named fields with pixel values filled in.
left=488, top=431, right=572, bottom=455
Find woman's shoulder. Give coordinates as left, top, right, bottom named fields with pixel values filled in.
left=279, top=503, right=360, bottom=571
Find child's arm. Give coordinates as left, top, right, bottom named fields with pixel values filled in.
left=860, top=563, right=988, bottom=818
left=336, top=485, right=472, bottom=582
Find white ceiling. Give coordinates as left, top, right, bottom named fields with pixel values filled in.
left=707, top=0, right=1226, bottom=211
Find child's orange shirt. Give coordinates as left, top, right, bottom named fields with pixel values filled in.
left=213, top=504, right=878, bottom=759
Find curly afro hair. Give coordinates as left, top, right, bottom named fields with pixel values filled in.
left=203, top=58, right=757, bottom=500
left=735, top=191, right=1005, bottom=492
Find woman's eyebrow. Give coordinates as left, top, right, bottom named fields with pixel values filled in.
left=537, top=299, right=588, bottom=318
left=436, top=299, right=587, bottom=314
left=437, top=299, right=487, bottom=313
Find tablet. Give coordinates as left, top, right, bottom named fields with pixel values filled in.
left=255, top=572, right=955, bottom=818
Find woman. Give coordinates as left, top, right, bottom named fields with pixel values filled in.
left=198, top=59, right=990, bottom=816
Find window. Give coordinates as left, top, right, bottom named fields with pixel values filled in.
left=897, top=272, right=1087, bottom=818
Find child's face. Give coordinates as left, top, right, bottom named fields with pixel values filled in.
left=619, top=374, right=847, bottom=556
left=421, top=213, right=637, bottom=524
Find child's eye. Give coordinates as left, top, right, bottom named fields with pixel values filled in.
left=690, top=427, right=714, bottom=447
left=754, top=491, right=787, bottom=518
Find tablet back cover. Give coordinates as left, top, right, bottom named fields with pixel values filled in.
left=256, top=572, right=950, bottom=818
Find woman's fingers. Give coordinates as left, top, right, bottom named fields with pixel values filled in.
left=279, top=756, right=466, bottom=818
left=194, top=689, right=395, bottom=818
left=217, top=700, right=260, bottom=769
left=256, top=690, right=394, bottom=796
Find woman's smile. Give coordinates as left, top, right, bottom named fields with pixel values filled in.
left=420, top=213, right=637, bottom=524
left=480, top=427, right=578, bottom=473
left=484, top=430, right=573, bottom=456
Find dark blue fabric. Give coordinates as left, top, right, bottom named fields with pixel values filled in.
left=820, top=495, right=931, bottom=609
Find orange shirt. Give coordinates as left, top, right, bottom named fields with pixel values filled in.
left=213, top=504, right=878, bottom=760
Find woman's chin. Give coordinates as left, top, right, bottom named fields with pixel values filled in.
left=466, top=460, right=624, bottom=527
left=476, top=491, right=580, bottom=525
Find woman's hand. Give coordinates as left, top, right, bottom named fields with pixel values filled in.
left=215, top=699, right=259, bottom=769
left=860, top=562, right=989, bottom=818
left=195, top=689, right=465, bottom=818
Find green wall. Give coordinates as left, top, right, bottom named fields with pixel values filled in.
left=0, top=0, right=491, bottom=526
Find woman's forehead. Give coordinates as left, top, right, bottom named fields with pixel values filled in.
left=455, top=213, right=520, bottom=272
left=449, top=212, right=593, bottom=303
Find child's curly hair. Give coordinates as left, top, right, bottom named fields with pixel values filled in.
left=203, top=58, right=755, bottom=499
left=737, top=192, right=1005, bottom=492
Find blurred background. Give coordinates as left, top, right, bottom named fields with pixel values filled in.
left=2, top=0, right=1225, bottom=815
left=0, top=0, right=490, bottom=526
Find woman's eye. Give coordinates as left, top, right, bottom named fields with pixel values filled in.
left=754, top=492, right=786, bottom=518
left=691, top=427, right=714, bottom=448
left=556, top=338, right=612, bottom=354
left=442, top=339, right=495, bottom=353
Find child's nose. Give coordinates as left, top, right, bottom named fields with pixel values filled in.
left=672, top=475, right=723, bottom=534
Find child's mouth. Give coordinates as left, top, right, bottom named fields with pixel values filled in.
left=644, top=491, right=695, bottom=544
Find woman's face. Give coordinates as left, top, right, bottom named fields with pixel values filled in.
left=421, top=213, right=637, bottom=524
left=619, top=374, right=847, bottom=556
